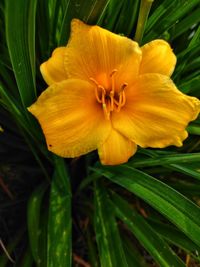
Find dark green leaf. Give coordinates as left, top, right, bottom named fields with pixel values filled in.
left=130, top=153, right=200, bottom=168
left=27, top=182, right=48, bottom=266
left=144, top=0, right=200, bottom=41
left=59, top=0, right=111, bottom=45
left=111, top=192, right=185, bottom=267
left=5, top=0, right=37, bottom=107
left=148, top=219, right=200, bottom=258
left=48, top=156, right=72, bottom=267
left=94, top=165, right=200, bottom=247
left=94, top=182, right=128, bottom=267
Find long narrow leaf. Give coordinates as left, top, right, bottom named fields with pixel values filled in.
left=59, top=0, right=111, bottom=45
left=111, top=192, right=185, bottom=267
left=5, top=0, right=37, bottom=107
left=27, top=182, right=48, bottom=266
left=94, top=165, right=200, bottom=247
left=94, top=182, right=128, bottom=267
left=148, top=219, right=200, bottom=257
left=48, top=156, right=71, bottom=267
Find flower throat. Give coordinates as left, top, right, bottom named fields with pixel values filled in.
left=90, top=69, right=127, bottom=120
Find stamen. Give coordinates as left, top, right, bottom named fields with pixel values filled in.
left=110, top=69, right=118, bottom=77
left=90, top=77, right=106, bottom=104
left=110, top=69, right=117, bottom=93
left=101, top=87, right=106, bottom=104
left=121, top=91, right=126, bottom=106
left=110, top=69, right=118, bottom=111
left=116, top=94, right=123, bottom=112
left=113, top=98, right=120, bottom=106
left=89, top=77, right=99, bottom=86
left=95, top=87, right=102, bottom=103
left=102, top=103, right=110, bottom=120
left=115, top=82, right=127, bottom=111
left=115, top=91, right=126, bottom=112
left=119, top=82, right=128, bottom=93
left=110, top=91, right=114, bottom=111
left=90, top=73, right=127, bottom=119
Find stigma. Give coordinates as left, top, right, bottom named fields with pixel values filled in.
left=90, top=69, right=127, bottom=120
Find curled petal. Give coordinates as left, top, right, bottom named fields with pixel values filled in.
left=98, top=129, right=137, bottom=165
left=113, top=74, right=200, bottom=148
left=64, top=19, right=142, bottom=86
left=40, top=47, right=67, bottom=85
left=140, top=40, right=177, bottom=76
left=28, top=79, right=111, bottom=157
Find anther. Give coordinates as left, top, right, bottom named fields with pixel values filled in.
left=90, top=72, right=127, bottom=119
left=110, top=69, right=118, bottom=77
left=119, top=82, right=128, bottom=93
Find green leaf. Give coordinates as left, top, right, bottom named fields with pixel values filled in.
left=59, top=0, right=111, bottom=45
left=48, top=156, right=72, bottom=267
left=19, top=248, right=34, bottom=267
left=166, top=163, right=200, bottom=181
left=38, top=207, right=48, bottom=267
left=5, top=0, right=37, bottom=107
left=144, top=0, right=200, bottom=42
left=36, top=0, right=51, bottom=58
left=121, top=235, right=148, bottom=267
left=130, top=153, right=200, bottom=168
left=98, top=0, right=124, bottom=30
left=27, top=182, right=48, bottom=266
left=168, top=182, right=200, bottom=197
left=94, top=182, right=128, bottom=267
left=86, top=228, right=100, bottom=267
left=171, top=7, right=200, bottom=40
left=174, top=26, right=200, bottom=80
left=188, top=25, right=200, bottom=50
left=111, top=192, right=185, bottom=267
left=94, top=165, right=200, bottom=247
left=148, top=219, right=200, bottom=258
left=114, top=0, right=140, bottom=36
left=179, top=76, right=200, bottom=94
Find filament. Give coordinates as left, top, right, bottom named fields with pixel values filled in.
left=90, top=70, right=127, bottom=120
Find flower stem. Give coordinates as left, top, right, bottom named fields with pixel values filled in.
left=134, top=0, right=154, bottom=44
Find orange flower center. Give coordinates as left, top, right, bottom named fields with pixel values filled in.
left=90, top=69, right=127, bottom=120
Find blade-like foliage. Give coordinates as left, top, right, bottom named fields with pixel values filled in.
left=27, top=182, right=48, bottom=266
left=111, top=192, right=185, bottom=267
left=5, top=0, right=37, bottom=107
left=47, top=157, right=72, bottom=267
left=59, top=0, right=111, bottom=45
left=94, top=182, right=128, bottom=267
left=1, top=0, right=200, bottom=266
left=93, top=165, right=200, bottom=247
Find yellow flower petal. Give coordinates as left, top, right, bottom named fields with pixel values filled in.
left=112, top=74, right=200, bottom=148
left=140, top=40, right=176, bottom=76
left=98, top=129, right=137, bottom=165
left=28, top=79, right=111, bottom=157
left=64, top=19, right=142, bottom=86
left=40, top=47, right=67, bottom=85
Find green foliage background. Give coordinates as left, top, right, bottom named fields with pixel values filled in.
left=0, top=0, right=200, bottom=266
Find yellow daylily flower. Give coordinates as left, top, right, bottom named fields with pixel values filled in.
left=28, top=19, right=200, bottom=165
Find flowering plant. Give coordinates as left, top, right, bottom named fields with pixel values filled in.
left=1, top=0, right=200, bottom=266
left=29, top=19, right=199, bottom=165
